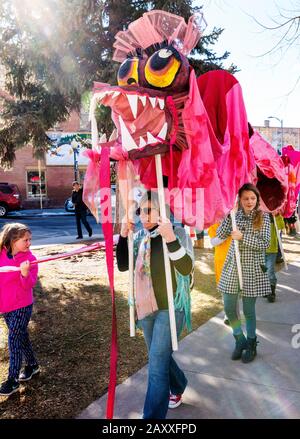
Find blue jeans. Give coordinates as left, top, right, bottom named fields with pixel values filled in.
left=138, top=310, right=187, bottom=419
left=223, top=294, right=257, bottom=339
left=4, top=305, right=38, bottom=380
left=265, top=253, right=277, bottom=287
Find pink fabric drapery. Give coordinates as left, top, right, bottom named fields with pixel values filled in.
left=249, top=131, right=288, bottom=213
left=197, top=70, right=256, bottom=215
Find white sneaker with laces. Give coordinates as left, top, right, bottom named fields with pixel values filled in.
left=168, top=393, right=182, bottom=409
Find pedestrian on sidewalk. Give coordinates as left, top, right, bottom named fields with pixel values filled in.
left=265, top=213, right=285, bottom=303
left=284, top=210, right=298, bottom=236
left=0, top=223, right=40, bottom=397
left=217, top=183, right=271, bottom=363
left=116, top=191, right=194, bottom=419
left=71, top=181, right=92, bottom=239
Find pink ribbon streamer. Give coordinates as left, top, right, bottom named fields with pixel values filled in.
left=0, top=239, right=119, bottom=273
left=98, top=146, right=118, bottom=420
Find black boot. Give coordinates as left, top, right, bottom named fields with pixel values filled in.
left=242, top=337, right=258, bottom=363
left=231, top=333, right=247, bottom=360
left=267, top=284, right=276, bottom=303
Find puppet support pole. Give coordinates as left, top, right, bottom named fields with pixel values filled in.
left=273, top=214, right=288, bottom=271
left=230, top=210, right=243, bottom=290
left=128, top=230, right=135, bottom=336
left=127, top=169, right=136, bottom=336
left=155, top=154, right=178, bottom=351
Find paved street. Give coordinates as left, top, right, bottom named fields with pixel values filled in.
left=0, top=212, right=103, bottom=246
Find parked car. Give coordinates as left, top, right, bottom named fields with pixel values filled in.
left=0, top=182, right=22, bottom=217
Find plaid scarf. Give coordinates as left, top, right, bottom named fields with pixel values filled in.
left=134, top=228, right=160, bottom=320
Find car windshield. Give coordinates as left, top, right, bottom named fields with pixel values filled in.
left=0, top=185, right=13, bottom=194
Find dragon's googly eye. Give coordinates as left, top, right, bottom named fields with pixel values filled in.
left=117, top=58, right=139, bottom=86
left=144, top=48, right=182, bottom=88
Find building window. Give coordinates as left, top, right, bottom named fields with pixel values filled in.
left=26, top=170, right=47, bottom=198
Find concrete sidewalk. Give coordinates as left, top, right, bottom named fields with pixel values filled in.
left=7, top=208, right=73, bottom=218
left=79, top=261, right=300, bottom=419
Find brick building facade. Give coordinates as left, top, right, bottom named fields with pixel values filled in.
left=253, top=124, right=300, bottom=152
left=0, top=111, right=91, bottom=209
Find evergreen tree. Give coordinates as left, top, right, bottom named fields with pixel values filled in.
left=0, top=0, right=237, bottom=167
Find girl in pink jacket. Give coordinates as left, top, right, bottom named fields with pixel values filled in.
left=0, top=223, right=39, bottom=396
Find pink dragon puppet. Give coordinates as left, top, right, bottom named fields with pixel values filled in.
left=84, top=9, right=257, bottom=418
left=281, top=145, right=300, bottom=218
left=248, top=128, right=288, bottom=213
left=85, top=10, right=257, bottom=227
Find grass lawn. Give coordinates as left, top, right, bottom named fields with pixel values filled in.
left=0, top=235, right=298, bottom=418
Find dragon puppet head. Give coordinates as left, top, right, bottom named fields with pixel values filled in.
left=86, top=9, right=259, bottom=229
left=89, top=10, right=207, bottom=160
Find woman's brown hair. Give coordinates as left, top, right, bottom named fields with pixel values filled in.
left=0, top=223, right=31, bottom=253
left=238, top=183, right=264, bottom=231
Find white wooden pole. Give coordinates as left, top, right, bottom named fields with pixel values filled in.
left=128, top=229, right=135, bottom=336
left=273, top=214, right=288, bottom=271
left=230, top=210, right=243, bottom=290
left=155, top=154, right=178, bottom=351
left=126, top=164, right=135, bottom=337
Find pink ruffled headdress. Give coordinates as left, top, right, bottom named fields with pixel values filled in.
left=113, top=9, right=207, bottom=62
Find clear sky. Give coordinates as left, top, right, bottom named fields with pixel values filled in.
left=194, top=0, right=300, bottom=128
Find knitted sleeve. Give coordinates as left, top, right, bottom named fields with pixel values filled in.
left=166, top=227, right=194, bottom=276
left=116, top=236, right=129, bottom=271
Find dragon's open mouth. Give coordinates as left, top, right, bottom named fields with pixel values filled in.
left=92, top=85, right=170, bottom=153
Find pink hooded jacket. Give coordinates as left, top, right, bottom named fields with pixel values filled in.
left=0, top=249, right=38, bottom=313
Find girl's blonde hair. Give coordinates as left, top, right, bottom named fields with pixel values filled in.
left=238, top=183, right=264, bottom=231
left=0, top=223, right=32, bottom=253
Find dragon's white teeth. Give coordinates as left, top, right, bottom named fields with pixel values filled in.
left=149, top=97, right=156, bottom=109
left=127, top=94, right=138, bottom=119
left=119, top=116, right=138, bottom=151
left=100, top=133, right=107, bottom=143
left=94, top=92, right=106, bottom=102
left=112, top=91, right=120, bottom=99
left=158, top=98, right=165, bottom=110
left=139, top=95, right=147, bottom=106
left=139, top=136, right=147, bottom=148
left=157, top=122, right=167, bottom=140
left=109, top=129, right=117, bottom=141
left=147, top=132, right=157, bottom=144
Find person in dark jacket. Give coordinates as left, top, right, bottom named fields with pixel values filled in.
left=116, top=191, right=194, bottom=419
left=71, top=181, right=92, bottom=239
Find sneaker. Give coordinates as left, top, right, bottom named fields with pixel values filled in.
left=0, top=378, right=20, bottom=396
left=168, top=393, right=182, bottom=409
left=19, top=364, right=40, bottom=382
left=88, top=231, right=93, bottom=237
left=76, top=236, right=83, bottom=239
